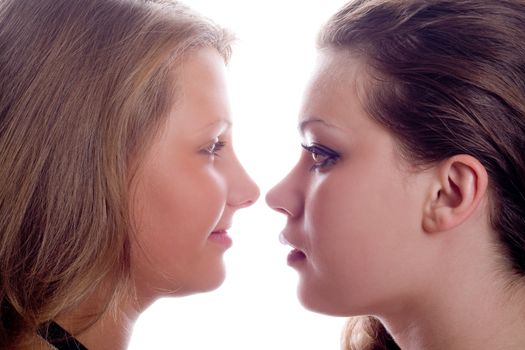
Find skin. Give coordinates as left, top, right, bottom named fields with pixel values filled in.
left=266, top=49, right=525, bottom=349
left=129, top=48, right=259, bottom=303
left=266, top=50, right=435, bottom=317
left=24, top=48, right=259, bottom=350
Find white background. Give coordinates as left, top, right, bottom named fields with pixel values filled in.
left=129, top=1, right=349, bottom=348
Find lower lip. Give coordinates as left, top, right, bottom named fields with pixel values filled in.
left=208, top=231, right=233, bottom=248
left=287, top=248, right=306, bottom=265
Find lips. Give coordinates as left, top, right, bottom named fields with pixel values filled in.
left=287, top=248, right=306, bottom=263
left=280, top=232, right=307, bottom=265
left=208, top=229, right=232, bottom=247
left=211, top=229, right=227, bottom=235
left=210, top=223, right=231, bottom=237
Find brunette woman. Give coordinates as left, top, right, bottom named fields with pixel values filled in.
left=267, top=0, right=525, bottom=349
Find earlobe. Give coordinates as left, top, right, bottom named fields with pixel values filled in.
left=422, top=155, right=488, bottom=233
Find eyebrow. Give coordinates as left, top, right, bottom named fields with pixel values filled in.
left=198, top=119, right=232, bottom=133
left=298, top=118, right=338, bottom=134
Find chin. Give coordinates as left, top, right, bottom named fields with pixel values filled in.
left=197, top=273, right=226, bottom=293
left=177, top=263, right=227, bottom=296
left=201, top=260, right=228, bottom=290
left=296, top=280, right=354, bottom=317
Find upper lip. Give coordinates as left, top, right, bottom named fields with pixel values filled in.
left=279, top=232, right=290, bottom=245
left=280, top=232, right=304, bottom=252
left=212, top=225, right=231, bottom=233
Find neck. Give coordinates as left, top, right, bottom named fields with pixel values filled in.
left=385, top=283, right=525, bottom=349
left=380, top=234, right=525, bottom=350
left=18, top=300, right=140, bottom=350
left=55, top=291, right=146, bottom=350
left=74, top=303, right=138, bottom=350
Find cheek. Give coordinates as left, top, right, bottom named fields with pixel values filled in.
left=302, top=170, right=422, bottom=314
left=306, top=174, right=375, bottom=282
left=135, top=165, right=226, bottom=246
left=308, top=167, right=416, bottom=259
left=130, top=164, right=227, bottom=292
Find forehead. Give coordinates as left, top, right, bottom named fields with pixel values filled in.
left=167, top=48, right=231, bottom=133
left=299, top=49, right=369, bottom=131
left=314, top=49, right=362, bottom=85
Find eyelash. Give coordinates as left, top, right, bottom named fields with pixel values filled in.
left=202, top=140, right=226, bottom=157
left=301, top=143, right=340, bottom=171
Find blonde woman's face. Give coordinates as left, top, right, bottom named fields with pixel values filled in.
left=266, top=51, right=433, bottom=316
left=130, top=48, right=259, bottom=299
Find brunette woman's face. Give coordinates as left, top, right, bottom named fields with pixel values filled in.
left=266, top=51, right=433, bottom=316
left=130, top=48, right=259, bottom=299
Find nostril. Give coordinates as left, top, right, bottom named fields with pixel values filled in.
left=274, top=206, right=293, bottom=217
left=239, top=198, right=255, bottom=208
left=265, top=179, right=301, bottom=218
left=229, top=179, right=260, bottom=209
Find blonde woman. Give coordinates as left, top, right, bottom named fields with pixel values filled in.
left=267, top=0, right=525, bottom=349
left=0, top=0, right=259, bottom=348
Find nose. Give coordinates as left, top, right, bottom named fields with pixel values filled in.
left=227, top=157, right=260, bottom=209
left=265, top=164, right=303, bottom=218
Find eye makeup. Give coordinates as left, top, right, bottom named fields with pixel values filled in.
left=201, top=139, right=226, bottom=157
left=301, top=143, right=340, bottom=171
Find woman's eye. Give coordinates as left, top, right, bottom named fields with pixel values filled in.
left=203, top=140, right=226, bottom=157
left=311, top=151, right=325, bottom=163
left=301, top=143, right=340, bottom=171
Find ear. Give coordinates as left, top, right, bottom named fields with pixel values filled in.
left=422, top=155, right=488, bottom=233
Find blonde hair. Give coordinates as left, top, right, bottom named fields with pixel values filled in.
left=341, top=317, right=398, bottom=350
left=0, top=0, right=232, bottom=346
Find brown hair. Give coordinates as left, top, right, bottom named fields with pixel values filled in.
left=0, top=0, right=232, bottom=346
left=318, top=0, right=525, bottom=349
